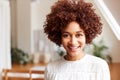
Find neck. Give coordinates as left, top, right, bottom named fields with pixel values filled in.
left=64, top=53, right=85, bottom=61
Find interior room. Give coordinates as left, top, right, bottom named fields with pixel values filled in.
left=0, top=0, right=120, bottom=80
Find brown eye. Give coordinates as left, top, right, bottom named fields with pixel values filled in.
left=76, top=33, right=83, bottom=38
left=62, top=33, right=70, bottom=38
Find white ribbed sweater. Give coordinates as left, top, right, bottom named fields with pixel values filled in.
left=45, top=54, right=110, bottom=80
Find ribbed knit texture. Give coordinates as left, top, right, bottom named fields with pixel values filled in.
left=45, top=54, right=110, bottom=80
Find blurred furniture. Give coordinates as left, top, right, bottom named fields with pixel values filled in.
left=109, top=63, right=120, bottom=80
left=2, top=69, right=44, bottom=80
left=12, top=62, right=46, bottom=70
left=30, top=70, right=44, bottom=80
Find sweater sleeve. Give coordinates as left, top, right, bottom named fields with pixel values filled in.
left=100, top=61, right=111, bottom=80
left=44, top=64, right=55, bottom=80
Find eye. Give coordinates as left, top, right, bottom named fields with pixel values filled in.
left=76, top=33, right=83, bottom=38
left=62, top=33, right=70, bottom=38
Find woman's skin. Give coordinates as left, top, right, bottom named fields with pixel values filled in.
left=61, top=21, right=86, bottom=61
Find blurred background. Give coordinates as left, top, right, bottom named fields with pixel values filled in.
left=0, top=0, right=120, bottom=80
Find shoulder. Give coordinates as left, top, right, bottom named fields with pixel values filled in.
left=48, top=58, right=63, bottom=66
left=45, top=58, right=63, bottom=72
left=85, top=54, right=110, bottom=79
left=86, top=54, right=107, bottom=64
left=85, top=54, right=109, bottom=70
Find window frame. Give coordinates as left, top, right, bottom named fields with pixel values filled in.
left=94, top=0, right=120, bottom=40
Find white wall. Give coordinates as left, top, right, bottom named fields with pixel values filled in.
left=31, top=0, right=58, bottom=53
left=104, top=0, right=120, bottom=26
left=92, top=0, right=120, bottom=63
left=10, top=0, right=17, bottom=48
left=11, top=0, right=31, bottom=53
left=31, top=0, right=58, bottom=30
left=101, top=17, right=120, bottom=63
left=17, top=0, right=31, bottom=53
left=0, top=0, right=11, bottom=79
left=11, top=0, right=58, bottom=53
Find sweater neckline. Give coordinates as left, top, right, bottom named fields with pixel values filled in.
left=62, top=54, right=88, bottom=63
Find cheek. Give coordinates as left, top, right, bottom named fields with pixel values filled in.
left=82, top=38, right=86, bottom=43
left=81, top=38, right=86, bottom=46
left=78, top=37, right=86, bottom=45
left=61, top=38, right=68, bottom=46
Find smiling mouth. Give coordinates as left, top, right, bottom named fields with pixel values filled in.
left=68, top=46, right=80, bottom=52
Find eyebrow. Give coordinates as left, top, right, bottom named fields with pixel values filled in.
left=62, top=31, right=84, bottom=33
left=76, top=31, right=84, bottom=33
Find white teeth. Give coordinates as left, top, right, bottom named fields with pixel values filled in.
left=69, top=46, right=78, bottom=49
left=69, top=46, right=80, bottom=51
left=69, top=46, right=79, bottom=52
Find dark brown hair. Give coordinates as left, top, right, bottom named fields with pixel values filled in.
left=43, top=0, right=102, bottom=46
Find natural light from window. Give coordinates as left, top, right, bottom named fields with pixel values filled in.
left=94, top=0, right=120, bottom=40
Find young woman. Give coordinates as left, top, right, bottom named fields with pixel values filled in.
left=43, top=0, right=110, bottom=80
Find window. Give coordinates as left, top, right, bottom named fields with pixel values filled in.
left=94, top=0, right=120, bottom=40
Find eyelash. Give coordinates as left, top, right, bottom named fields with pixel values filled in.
left=62, top=33, right=83, bottom=38
left=62, top=34, right=69, bottom=38
left=76, top=34, right=83, bottom=37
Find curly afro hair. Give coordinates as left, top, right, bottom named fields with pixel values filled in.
left=43, top=0, right=102, bottom=46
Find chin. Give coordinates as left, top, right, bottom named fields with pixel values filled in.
left=68, top=51, right=79, bottom=56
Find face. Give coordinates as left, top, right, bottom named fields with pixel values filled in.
left=61, top=21, right=86, bottom=60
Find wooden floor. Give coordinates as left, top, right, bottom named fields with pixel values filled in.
left=11, top=63, right=120, bottom=80
left=12, top=63, right=46, bottom=70
left=109, top=63, right=120, bottom=80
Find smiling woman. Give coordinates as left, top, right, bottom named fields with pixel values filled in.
left=61, top=21, right=86, bottom=61
left=43, top=0, right=110, bottom=80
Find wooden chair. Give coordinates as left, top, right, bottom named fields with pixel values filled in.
left=2, top=69, right=45, bottom=80
left=2, top=69, right=30, bottom=80
left=29, top=70, right=44, bottom=80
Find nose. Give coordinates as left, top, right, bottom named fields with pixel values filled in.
left=69, top=36, right=77, bottom=45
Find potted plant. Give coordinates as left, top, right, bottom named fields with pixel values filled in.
left=92, top=40, right=112, bottom=63
left=11, top=48, right=31, bottom=65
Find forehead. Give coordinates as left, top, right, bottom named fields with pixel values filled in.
left=62, top=21, right=84, bottom=33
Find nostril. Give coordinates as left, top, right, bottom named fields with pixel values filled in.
left=69, top=39, right=77, bottom=45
